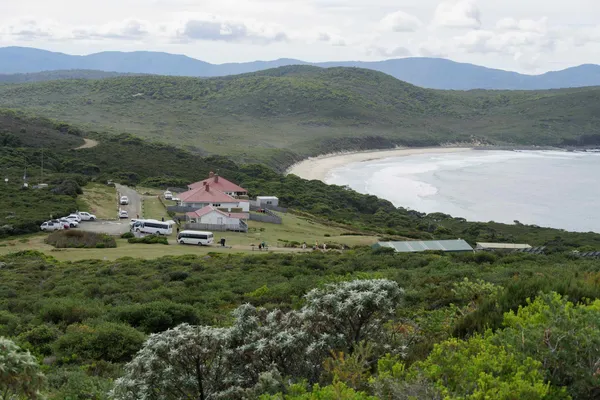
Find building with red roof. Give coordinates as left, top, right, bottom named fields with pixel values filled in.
left=188, top=172, right=248, bottom=196
left=179, top=182, right=249, bottom=212
left=186, top=205, right=248, bottom=227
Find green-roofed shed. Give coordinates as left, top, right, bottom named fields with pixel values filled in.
left=372, top=239, right=473, bottom=253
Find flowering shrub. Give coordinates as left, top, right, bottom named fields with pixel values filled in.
left=111, top=279, right=404, bottom=400
left=0, top=337, right=45, bottom=399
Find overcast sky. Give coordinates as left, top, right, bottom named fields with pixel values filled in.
left=1, top=0, right=598, bottom=73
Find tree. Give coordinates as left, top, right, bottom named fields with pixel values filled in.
left=302, top=279, right=404, bottom=353
left=0, top=337, right=45, bottom=400
left=110, top=324, right=234, bottom=400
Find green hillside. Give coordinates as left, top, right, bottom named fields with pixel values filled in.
left=0, top=66, right=599, bottom=166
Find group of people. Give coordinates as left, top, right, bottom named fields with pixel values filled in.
left=301, top=241, right=327, bottom=251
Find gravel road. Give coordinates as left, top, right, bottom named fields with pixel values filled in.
left=78, top=184, right=142, bottom=235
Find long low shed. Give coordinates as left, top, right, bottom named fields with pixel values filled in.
left=372, top=239, right=473, bottom=253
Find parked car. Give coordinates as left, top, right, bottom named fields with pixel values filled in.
left=66, top=214, right=82, bottom=223
left=78, top=212, right=96, bottom=221
left=164, top=191, right=173, bottom=200
left=120, top=196, right=129, bottom=205
left=119, top=210, right=129, bottom=219
left=59, top=217, right=78, bottom=228
left=40, top=220, right=63, bottom=232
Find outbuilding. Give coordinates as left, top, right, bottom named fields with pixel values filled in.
left=475, top=243, right=532, bottom=252
left=372, top=239, right=473, bottom=253
left=256, top=196, right=279, bottom=207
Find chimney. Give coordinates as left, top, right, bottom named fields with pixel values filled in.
left=205, top=184, right=210, bottom=192
left=214, top=173, right=219, bottom=183
left=209, top=171, right=214, bottom=178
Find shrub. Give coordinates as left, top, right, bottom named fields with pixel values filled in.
left=0, top=337, right=45, bottom=399
left=0, top=310, right=21, bottom=337
left=40, top=298, right=104, bottom=325
left=46, top=230, right=117, bottom=249
left=128, top=235, right=169, bottom=245
left=17, top=324, right=60, bottom=356
left=54, top=322, right=146, bottom=363
left=110, top=301, right=199, bottom=333
left=120, top=232, right=134, bottom=239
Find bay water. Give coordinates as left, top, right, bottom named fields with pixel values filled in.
left=326, top=150, right=600, bottom=233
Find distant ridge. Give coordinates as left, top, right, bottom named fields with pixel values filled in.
left=1, top=46, right=600, bottom=90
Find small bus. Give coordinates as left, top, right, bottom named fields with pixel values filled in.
left=132, top=219, right=173, bottom=235
left=177, top=230, right=214, bottom=246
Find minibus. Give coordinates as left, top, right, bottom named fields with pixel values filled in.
left=177, top=230, right=214, bottom=246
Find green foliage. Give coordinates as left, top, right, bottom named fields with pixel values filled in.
left=54, top=322, right=145, bottom=363
left=411, top=335, right=553, bottom=399
left=46, top=230, right=117, bottom=249
left=0, top=337, right=46, bottom=399
left=127, top=235, right=169, bottom=245
left=119, top=232, right=134, bottom=239
left=109, top=301, right=199, bottom=333
left=260, top=381, right=377, bottom=399
left=40, top=298, right=104, bottom=325
left=496, top=293, right=600, bottom=399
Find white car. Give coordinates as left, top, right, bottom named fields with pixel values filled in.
left=78, top=212, right=96, bottom=221
left=164, top=191, right=173, bottom=200
left=40, top=220, right=64, bottom=232
left=119, top=210, right=129, bottom=219
left=66, top=214, right=82, bottom=223
left=120, top=196, right=129, bottom=205
left=59, top=217, right=78, bottom=228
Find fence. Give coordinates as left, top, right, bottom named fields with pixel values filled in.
left=184, top=222, right=248, bottom=232
left=249, top=211, right=282, bottom=224
left=249, top=201, right=288, bottom=213
left=167, top=205, right=199, bottom=213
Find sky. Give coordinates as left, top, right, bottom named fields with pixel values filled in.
left=0, top=0, right=598, bottom=73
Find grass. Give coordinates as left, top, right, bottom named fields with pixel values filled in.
left=142, top=196, right=170, bottom=221
left=1, top=67, right=599, bottom=167
left=77, top=183, right=117, bottom=219
left=0, top=212, right=380, bottom=261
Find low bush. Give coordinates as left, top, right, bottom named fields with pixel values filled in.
left=128, top=235, right=169, bottom=245
left=39, top=298, right=104, bottom=325
left=110, top=301, right=199, bottom=333
left=45, top=230, right=116, bottom=249
left=54, top=322, right=146, bottom=363
left=120, top=232, right=134, bottom=239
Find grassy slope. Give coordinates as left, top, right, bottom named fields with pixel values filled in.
left=0, top=66, right=599, bottom=166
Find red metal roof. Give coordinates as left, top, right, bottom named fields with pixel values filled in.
left=179, top=185, right=237, bottom=204
left=188, top=175, right=247, bottom=193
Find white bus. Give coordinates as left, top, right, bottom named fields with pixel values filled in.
left=132, top=219, right=173, bottom=235
left=177, top=230, right=214, bottom=246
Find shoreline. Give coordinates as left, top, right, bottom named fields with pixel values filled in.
left=286, top=147, right=474, bottom=182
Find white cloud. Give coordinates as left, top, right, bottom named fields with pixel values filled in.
left=432, top=0, right=481, bottom=29
left=367, top=45, right=412, bottom=57
left=496, top=17, right=548, bottom=34
left=175, top=16, right=288, bottom=44
left=72, top=20, right=150, bottom=40
left=380, top=10, right=422, bottom=32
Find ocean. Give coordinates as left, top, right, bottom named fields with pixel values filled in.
left=326, top=150, right=600, bottom=233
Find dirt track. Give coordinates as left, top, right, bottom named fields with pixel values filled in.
left=74, top=138, right=99, bottom=150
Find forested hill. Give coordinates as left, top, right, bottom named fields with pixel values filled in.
left=0, top=66, right=599, bottom=166
left=0, top=70, right=138, bottom=84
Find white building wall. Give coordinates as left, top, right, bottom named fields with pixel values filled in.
left=199, top=211, right=240, bottom=225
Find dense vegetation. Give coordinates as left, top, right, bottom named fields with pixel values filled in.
left=1, top=249, right=599, bottom=398
left=0, top=67, right=599, bottom=165
left=0, top=70, right=138, bottom=84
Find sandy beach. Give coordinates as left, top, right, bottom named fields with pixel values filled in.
left=287, top=147, right=473, bottom=181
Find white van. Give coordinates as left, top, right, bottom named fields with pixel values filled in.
left=177, top=230, right=214, bottom=246
left=133, top=219, right=173, bottom=235
left=164, top=191, right=173, bottom=200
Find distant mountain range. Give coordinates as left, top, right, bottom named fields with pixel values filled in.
left=1, top=46, right=600, bottom=90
